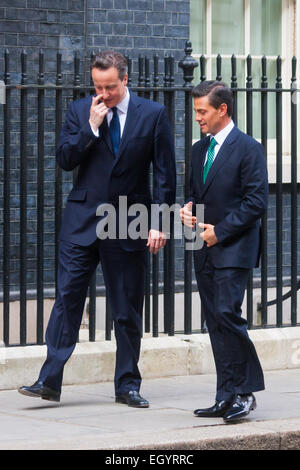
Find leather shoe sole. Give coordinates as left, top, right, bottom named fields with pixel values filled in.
left=18, top=383, right=60, bottom=402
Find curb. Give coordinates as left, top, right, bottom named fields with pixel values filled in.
left=95, top=418, right=300, bottom=450
left=1, top=327, right=300, bottom=391
left=2, top=418, right=299, bottom=450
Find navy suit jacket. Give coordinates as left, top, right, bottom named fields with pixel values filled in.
left=56, top=90, right=176, bottom=250
left=189, top=126, right=268, bottom=270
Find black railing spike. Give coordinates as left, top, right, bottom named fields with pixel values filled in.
left=178, top=40, right=198, bottom=87
left=292, top=56, right=297, bottom=82
left=127, top=56, right=132, bottom=87
left=276, top=56, right=282, bottom=86
left=90, top=51, right=96, bottom=64
left=261, top=55, right=267, bottom=84
left=169, top=55, right=174, bottom=88
left=164, top=54, right=170, bottom=86
left=90, top=52, right=96, bottom=89
left=74, top=51, right=80, bottom=86
left=153, top=53, right=159, bottom=87
left=231, top=54, right=237, bottom=87
left=145, top=56, right=150, bottom=87
left=38, top=50, right=44, bottom=85
left=200, top=55, right=206, bottom=82
left=216, top=53, right=222, bottom=81
left=4, top=49, right=10, bottom=84
left=138, top=55, right=145, bottom=87
left=56, top=52, right=62, bottom=86
left=246, top=54, right=252, bottom=83
left=21, top=50, right=27, bottom=84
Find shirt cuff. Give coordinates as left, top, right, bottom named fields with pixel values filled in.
left=90, top=124, right=99, bottom=137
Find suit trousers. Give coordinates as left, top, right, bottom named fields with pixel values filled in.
left=38, top=238, right=146, bottom=395
left=195, top=255, right=265, bottom=402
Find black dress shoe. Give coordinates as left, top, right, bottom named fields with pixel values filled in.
left=18, top=381, right=61, bottom=402
left=194, top=400, right=231, bottom=417
left=223, top=393, right=256, bottom=423
left=115, top=390, right=149, bottom=408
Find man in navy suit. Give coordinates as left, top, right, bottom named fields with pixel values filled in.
left=180, top=81, right=268, bottom=422
left=19, top=51, right=176, bottom=407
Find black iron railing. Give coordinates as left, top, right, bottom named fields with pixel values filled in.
left=1, top=41, right=299, bottom=346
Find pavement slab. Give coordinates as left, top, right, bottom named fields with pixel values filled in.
left=0, top=369, right=300, bottom=450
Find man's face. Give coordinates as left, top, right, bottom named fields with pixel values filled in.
left=91, top=66, right=128, bottom=108
left=194, top=95, right=227, bottom=135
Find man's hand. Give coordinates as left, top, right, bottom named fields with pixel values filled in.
left=179, top=201, right=197, bottom=228
left=89, top=95, right=108, bottom=133
left=147, top=229, right=167, bottom=254
left=198, top=223, right=218, bottom=247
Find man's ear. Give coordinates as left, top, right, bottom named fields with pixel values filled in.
left=219, top=103, right=228, bottom=117
left=123, top=73, right=128, bottom=86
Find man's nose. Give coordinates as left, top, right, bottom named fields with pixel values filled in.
left=102, top=90, right=110, bottom=99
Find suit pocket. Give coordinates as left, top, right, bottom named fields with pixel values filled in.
left=67, top=189, right=87, bottom=202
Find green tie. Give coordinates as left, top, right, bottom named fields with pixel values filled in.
left=203, top=137, right=217, bottom=183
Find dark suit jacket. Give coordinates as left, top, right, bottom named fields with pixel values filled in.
left=188, top=126, right=268, bottom=270
left=56, top=90, right=176, bottom=250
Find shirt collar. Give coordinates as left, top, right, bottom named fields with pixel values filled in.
left=114, top=87, right=130, bottom=114
left=211, top=120, right=234, bottom=146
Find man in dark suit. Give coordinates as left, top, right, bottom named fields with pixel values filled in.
left=19, top=51, right=176, bottom=408
left=180, top=81, right=268, bottom=422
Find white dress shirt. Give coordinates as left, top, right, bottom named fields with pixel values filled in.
left=91, top=87, right=130, bottom=138
left=204, top=120, right=234, bottom=165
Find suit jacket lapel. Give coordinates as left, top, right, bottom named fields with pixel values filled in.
left=114, top=91, right=141, bottom=163
left=199, top=126, right=239, bottom=199
left=191, top=136, right=209, bottom=198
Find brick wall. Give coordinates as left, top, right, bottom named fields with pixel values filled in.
left=0, top=0, right=190, bottom=82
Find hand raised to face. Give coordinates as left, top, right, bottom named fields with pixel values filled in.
left=89, top=94, right=109, bottom=133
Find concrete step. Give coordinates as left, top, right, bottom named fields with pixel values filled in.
left=1, top=327, right=300, bottom=391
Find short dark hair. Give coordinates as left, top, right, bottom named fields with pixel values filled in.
left=90, top=51, right=128, bottom=80
left=192, top=80, right=233, bottom=117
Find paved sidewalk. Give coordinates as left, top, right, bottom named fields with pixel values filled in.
left=0, top=369, right=300, bottom=450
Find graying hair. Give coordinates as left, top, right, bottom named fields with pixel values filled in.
left=90, top=51, right=128, bottom=80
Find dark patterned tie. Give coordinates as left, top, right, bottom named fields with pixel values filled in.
left=109, top=107, right=120, bottom=156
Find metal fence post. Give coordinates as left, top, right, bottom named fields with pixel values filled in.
left=179, top=41, right=198, bottom=335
